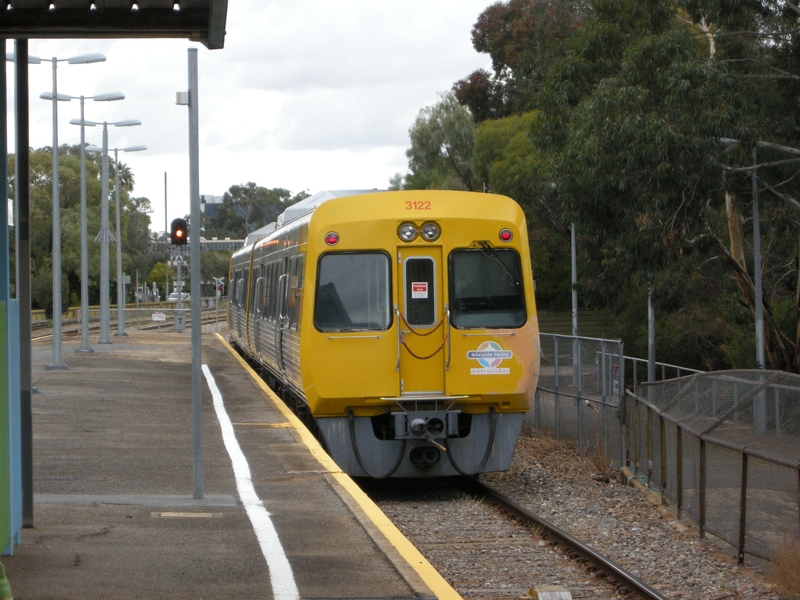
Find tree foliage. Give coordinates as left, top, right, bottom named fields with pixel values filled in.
left=10, top=147, right=318, bottom=310
left=8, top=145, right=155, bottom=316
left=453, top=0, right=590, bottom=122
left=431, top=0, right=800, bottom=372
left=203, top=183, right=309, bottom=238
left=403, top=93, right=476, bottom=191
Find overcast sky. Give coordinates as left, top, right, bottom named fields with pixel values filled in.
left=5, top=1, right=493, bottom=235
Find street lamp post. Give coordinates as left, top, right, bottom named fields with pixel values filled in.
left=68, top=92, right=125, bottom=353
left=112, top=145, right=146, bottom=337
left=37, top=52, right=106, bottom=370
left=85, top=119, right=141, bottom=344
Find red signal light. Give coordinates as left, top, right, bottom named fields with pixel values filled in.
left=170, top=218, right=188, bottom=246
left=325, top=232, right=339, bottom=246
left=499, top=228, right=513, bottom=243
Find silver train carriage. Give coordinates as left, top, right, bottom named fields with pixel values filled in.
left=228, top=189, right=540, bottom=478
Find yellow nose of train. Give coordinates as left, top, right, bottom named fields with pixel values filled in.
left=228, top=189, right=540, bottom=478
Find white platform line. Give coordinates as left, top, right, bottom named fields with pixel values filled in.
left=202, top=364, right=300, bottom=600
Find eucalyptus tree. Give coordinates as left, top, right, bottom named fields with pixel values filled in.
left=404, top=92, right=475, bottom=191
left=532, top=0, right=800, bottom=370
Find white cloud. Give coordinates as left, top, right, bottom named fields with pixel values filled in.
left=5, top=0, right=492, bottom=233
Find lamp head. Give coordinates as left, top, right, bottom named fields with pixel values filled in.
left=40, top=92, right=71, bottom=102
left=85, top=146, right=103, bottom=153
left=93, top=92, right=125, bottom=102
left=123, top=146, right=147, bottom=153
left=67, top=53, right=106, bottom=65
left=70, top=118, right=98, bottom=127
left=5, top=52, right=42, bottom=64
left=113, top=120, right=142, bottom=127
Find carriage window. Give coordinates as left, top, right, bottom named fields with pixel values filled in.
left=264, top=263, right=273, bottom=320
left=449, top=249, right=526, bottom=328
left=289, top=255, right=305, bottom=329
left=229, top=273, right=239, bottom=305
left=240, top=268, right=250, bottom=309
left=315, top=253, right=391, bottom=331
left=257, top=277, right=267, bottom=315
left=269, top=261, right=282, bottom=321
left=404, top=257, right=435, bottom=326
left=249, top=268, right=261, bottom=314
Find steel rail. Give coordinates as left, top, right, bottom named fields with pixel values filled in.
left=32, top=313, right=226, bottom=340
left=463, top=479, right=669, bottom=600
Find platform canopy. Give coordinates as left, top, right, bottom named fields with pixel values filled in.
left=0, top=0, right=228, bottom=49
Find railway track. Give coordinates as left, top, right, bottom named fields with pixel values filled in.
left=461, top=478, right=667, bottom=599
left=365, top=476, right=666, bottom=600
left=31, top=310, right=227, bottom=341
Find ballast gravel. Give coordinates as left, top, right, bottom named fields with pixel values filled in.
left=480, top=427, right=782, bottom=600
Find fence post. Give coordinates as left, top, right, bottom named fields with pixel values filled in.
left=618, top=341, right=625, bottom=468
left=677, top=425, right=683, bottom=519
left=646, top=405, right=653, bottom=487
left=633, top=395, right=641, bottom=471
left=554, top=336, right=560, bottom=442
left=660, top=412, right=667, bottom=504
left=577, top=337, right=583, bottom=453
left=699, top=438, right=706, bottom=540
left=738, top=450, right=749, bottom=565
left=601, top=341, right=608, bottom=462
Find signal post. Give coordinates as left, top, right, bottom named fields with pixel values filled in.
left=170, top=217, right=188, bottom=331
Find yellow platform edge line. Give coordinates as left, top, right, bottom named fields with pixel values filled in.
left=214, top=333, right=462, bottom=600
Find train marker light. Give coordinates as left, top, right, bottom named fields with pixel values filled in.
left=420, top=222, right=440, bottom=241
left=398, top=222, right=417, bottom=242
left=325, top=232, right=339, bottom=246
left=170, top=217, right=188, bottom=246
left=499, top=228, right=513, bottom=243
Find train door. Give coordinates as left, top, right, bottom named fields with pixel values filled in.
left=252, top=267, right=265, bottom=353
left=281, top=254, right=305, bottom=387
left=236, top=268, right=248, bottom=341
left=397, top=248, right=446, bottom=395
left=274, top=257, right=289, bottom=378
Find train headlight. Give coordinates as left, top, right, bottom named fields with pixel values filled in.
left=499, top=228, right=513, bottom=243
left=325, top=232, right=339, bottom=246
left=420, top=222, right=440, bottom=242
left=398, top=222, right=418, bottom=242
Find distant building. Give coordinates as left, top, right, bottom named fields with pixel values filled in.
left=200, top=238, right=245, bottom=252
left=200, top=194, right=224, bottom=219
left=148, top=236, right=244, bottom=253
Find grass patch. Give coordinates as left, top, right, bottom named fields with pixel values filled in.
left=770, top=534, right=800, bottom=599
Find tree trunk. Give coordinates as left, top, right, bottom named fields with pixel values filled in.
left=724, top=193, right=792, bottom=370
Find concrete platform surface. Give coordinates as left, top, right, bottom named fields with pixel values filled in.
left=3, top=327, right=461, bottom=600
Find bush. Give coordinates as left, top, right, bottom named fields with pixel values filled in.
left=770, top=535, right=800, bottom=599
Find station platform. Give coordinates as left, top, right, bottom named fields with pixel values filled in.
left=3, top=326, right=461, bottom=600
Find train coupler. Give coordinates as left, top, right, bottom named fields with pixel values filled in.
left=392, top=409, right=460, bottom=441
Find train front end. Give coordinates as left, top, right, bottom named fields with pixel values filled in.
left=302, top=190, right=540, bottom=477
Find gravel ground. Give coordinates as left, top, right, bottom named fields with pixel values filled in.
left=481, top=426, right=782, bottom=600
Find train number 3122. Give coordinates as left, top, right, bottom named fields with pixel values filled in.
left=405, top=200, right=431, bottom=210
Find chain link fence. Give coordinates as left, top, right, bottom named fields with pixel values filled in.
left=530, top=334, right=626, bottom=468
left=623, top=370, right=800, bottom=563
left=530, top=334, right=800, bottom=563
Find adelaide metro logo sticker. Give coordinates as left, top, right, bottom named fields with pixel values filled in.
left=467, top=341, right=513, bottom=375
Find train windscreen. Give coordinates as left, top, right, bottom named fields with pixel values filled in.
left=449, top=248, right=526, bottom=328
left=315, top=252, right=391, bottom=331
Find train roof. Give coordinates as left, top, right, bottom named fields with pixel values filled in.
left=276, top=190, right=380, bottom=228
left=243, top=190, right=380, bottom=247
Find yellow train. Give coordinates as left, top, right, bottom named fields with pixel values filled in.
left=228, top=190, right=540, bottom=477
